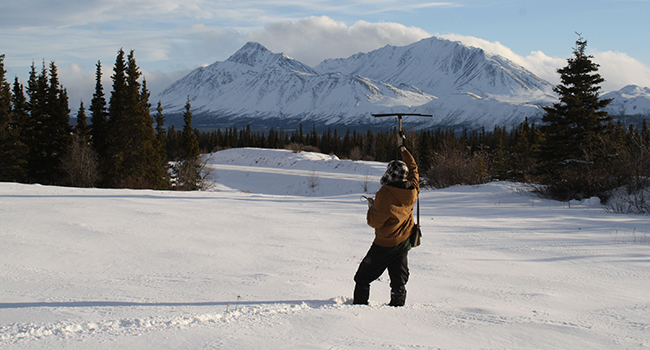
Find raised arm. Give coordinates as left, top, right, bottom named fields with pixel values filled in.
left=400, top=146, right=419, bottom=192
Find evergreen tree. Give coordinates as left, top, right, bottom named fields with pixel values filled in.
left=26, top=62, right=47, bottom=124
left=180, top=96, right=200, bottom=160
left=540, top=35, right=612, bottom=167
left=153, top=101, right=170, bottom=183
left=173, top=96, right=203, bottom=190
left=12, top=77, right=28, bottom=138
left=75, top=101, right=90, bottom=141
left=0, top=54, right=28, bottom=181
left=90, top=61, right=108, bottom=162
left=105, top=50, right=164, bottom=189
left=46, top=61, right=73, bottom=184
left=154, top=101, right=166, bottom=143
left=138, top=78, right=165, bottom=188
left=23, top=61, right=72, bottom=184
left=103, top=50, right=127, bottom=186
left=539, top=35, right=620, bottom=200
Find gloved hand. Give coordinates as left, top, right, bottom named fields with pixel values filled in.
left=396, top=131, right=406, bottom=147
left=367, top=197, right=374, bottom=208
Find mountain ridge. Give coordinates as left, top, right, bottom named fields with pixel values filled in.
left=314, top=37, right=555, bottom=102
left=156, top=37, right=649, bottom=131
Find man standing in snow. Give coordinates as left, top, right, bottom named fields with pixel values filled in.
left=354, top=140, right=419, bottom=307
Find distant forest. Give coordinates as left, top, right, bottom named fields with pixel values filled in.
left=2, top=36, right=649, bottom=211
left=182, top=118, right=649, bottom=189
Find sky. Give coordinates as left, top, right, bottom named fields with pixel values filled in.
left=1, top=0, right=649, bottom=110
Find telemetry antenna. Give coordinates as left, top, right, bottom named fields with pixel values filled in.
left=372, top=113, right=433, bottom=132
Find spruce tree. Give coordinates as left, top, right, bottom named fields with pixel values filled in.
left=103, top=50, right=127, bottom=186
left=174, top=96, right=203, bottom=190
left=154, top=101, right=170, bottom=188
left=90, top=61, right=108, bottom=163
left=154, top=101, right=166, bottom=144
left=105, top=49, right=163, bottom=189
left=75, top=101, right=90, bottom=141
left=45, top=61, right=73, bottom=184
left=12, top=77, right=29, bottom=138
left=137, top=78, right=165, bottom=189
left=23, top=61, right=72, bottom=184
left=539, top=35, right=620, bottom=200
left=0, top=54, right=28, bottom=181
left=180, top=96, right=200, bottom=160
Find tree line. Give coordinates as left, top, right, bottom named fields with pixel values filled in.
left=1, top=36, right=649, bottom=206
left=0, top=50, right=203, bottom=190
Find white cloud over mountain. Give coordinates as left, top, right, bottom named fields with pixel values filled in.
left=3, top=3, right=649, bottom=108
left=438, top=33, right=650, bottom=92
left=249, top=16, right=432, bottom=67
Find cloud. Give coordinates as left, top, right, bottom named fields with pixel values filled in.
left=592, top=50, right=650, bottom=92
left=438, top=33, right=565, bottom=85
left=5, top=7, right=649, bottom=111
left=437, top=33, right=650, bottom=91
left=248, top=16, right=431, bottom=66
left=365, top=1, right=462, bottom=14
left=57, top=63, right=101, bottom=110
left=58, top=60, right=191, bottom=111
left=0, top=0, right=208, bottom=29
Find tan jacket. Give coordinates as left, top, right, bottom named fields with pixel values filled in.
left=367, top=148, right=420, bottom=247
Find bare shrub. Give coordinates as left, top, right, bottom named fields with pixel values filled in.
left=286, top=143, right=303, bottom=153
left=284, top=143, right=321, bottom=154
left=308, top=170, right=319, bottom=189
left=61, top=135, right=99, bottom=188
left=349, top=146, right=363, bottom=160
left=424, top=142, right=490, bottom=189
left=362, top=171, right=371, bottom=193
left=606, top=184, right=650, bottom=215
left=302, top=145, right=321, bottom=153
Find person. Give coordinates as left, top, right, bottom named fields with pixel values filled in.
left=353, top=140, right=420, bottom=307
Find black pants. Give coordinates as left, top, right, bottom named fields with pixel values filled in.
left=353, top=244, right=409, bottom=306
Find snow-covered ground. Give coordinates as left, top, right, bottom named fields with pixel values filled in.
left=1, top=148, right=649, bottom=349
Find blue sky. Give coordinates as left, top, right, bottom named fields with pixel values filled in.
left=1, top=0, right=649, bottom=107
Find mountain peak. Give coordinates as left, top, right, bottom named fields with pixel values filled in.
left=618, top=84, right=650, bottom=96
left=226, top=42, right=275, bottom=66
left=314, top=36, right=554, bottom=100
left=225, top=41, right=317, bottom=74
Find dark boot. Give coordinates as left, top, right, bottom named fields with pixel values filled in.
left=387, top=251, right=409, bottom=307
left=353, top=283, right=369, bottom=305
left=388, top=290, right=406, bottom=307
left=388, top=285, right=406, bottom=306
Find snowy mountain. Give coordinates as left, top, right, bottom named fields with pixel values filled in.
left=158, top=42, right=436, bottom=130
left=314, top=37, right=555, bottom=103
left=156, top=38, right=648, bottom=131
left=602, top=85, right=650, bottom=119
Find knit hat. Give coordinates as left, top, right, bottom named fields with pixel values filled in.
left=380, top=160, right=409, bottom=185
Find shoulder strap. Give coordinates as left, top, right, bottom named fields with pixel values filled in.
left=417, top=196, right=420, bottom=225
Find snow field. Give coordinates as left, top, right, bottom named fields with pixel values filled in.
left=1, top=148, right=649, bottom=349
